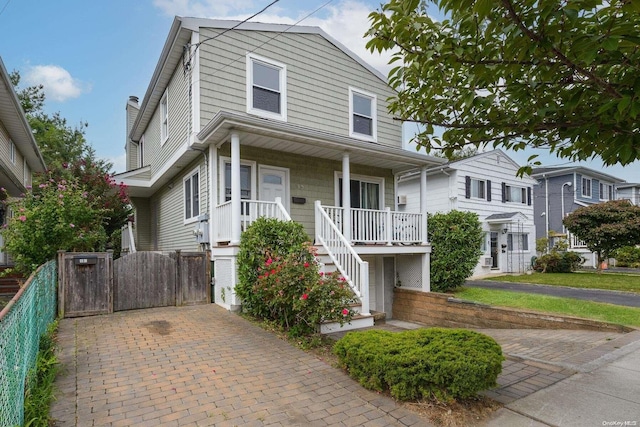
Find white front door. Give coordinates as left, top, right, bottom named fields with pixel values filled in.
left=259, top=166, right=289, bottom=210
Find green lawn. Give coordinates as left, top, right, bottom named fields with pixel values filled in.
left=455, top=287, right=640, bottom=327
left=484, top=272, right=640, bottom=293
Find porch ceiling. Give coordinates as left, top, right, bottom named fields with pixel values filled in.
left=196, top=111, right=445, bottom=173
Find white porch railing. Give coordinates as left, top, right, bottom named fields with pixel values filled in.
left=321, top=206, right=424, bottom=245
left=570, top=233, right=587, bottom=249
left=215, top=198, right=291, bottom=243
left=315, top=201, right=369, bottom=315
left=121, top=221, right=136, bottom=254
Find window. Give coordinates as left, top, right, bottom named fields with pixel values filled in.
left=505, top=185, right=527, bottom=203
left=9, top=140, right=15, bottom=164
left=338, top=178, right=381, bottom=209
left=138, top=134, right=145, bottom=168
left=471, top=179, right=486, bottom=199
left=224, top=163, right=252, bottom=202
left=599, top=182, right=613, bottom=201
left=160, top=91, right=168, bottom=144
left=349, top=88, right=377, bottom=140
left=246, top=54, right=287, bottom=121
left=480, top=232, right=488, bottom=252
left=184, top=169, right=200, bottom=221
left=507, top=233, right=529, bottom=251
left=582, top=177, right=592, bottom=197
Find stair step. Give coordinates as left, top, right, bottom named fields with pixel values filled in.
left=320, top=313, right=375, bottom=334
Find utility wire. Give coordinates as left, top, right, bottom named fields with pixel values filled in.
left=0, top=0, right=12, bottom=17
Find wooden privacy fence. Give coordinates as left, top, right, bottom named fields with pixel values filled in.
left=58, top=250, right=210, bottom=318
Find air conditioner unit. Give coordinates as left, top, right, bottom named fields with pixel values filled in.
left=397, top=195, right=407, bottom=205
left=482, top=257, right=493, bottom=267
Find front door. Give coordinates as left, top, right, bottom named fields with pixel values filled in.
left=259, top=166, right=289, bottom=210
left=490, top=232, right=499, bottom=269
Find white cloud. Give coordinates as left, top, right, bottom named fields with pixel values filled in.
left=105, top=152, right=127, bottom=174
left=153, top=0, right=256, bottom=17
left=25, top=65, right=89, bottom=102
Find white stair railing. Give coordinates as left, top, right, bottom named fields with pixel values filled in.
left=315, top=201, right=369, bottom=315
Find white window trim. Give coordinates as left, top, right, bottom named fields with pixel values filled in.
left=333, top=172, right=385, bottom=209
left=160, top=90, right=169, bottom=145
left=349, top=87, right=377, bottom=142
left=582, top=177, right=592, bottom=197
left=9, top=140, right=15, bottom=164
left=138, top=134, right=145, bottom=168
left=470, top=178, right=487, bottom=200
left=183, top=166, right=200, bottom=224
left=218, top=156, right=257, bottom=205
left=246, top=53, right=287, bottom=122
left=599, top=182, right=612, bottom=201
left=505, top=184, right=527, bottom=204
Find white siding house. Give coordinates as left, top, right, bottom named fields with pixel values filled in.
left=397, top=150, right=537, bottom=277
left=116, top=18, right=445, bottom=330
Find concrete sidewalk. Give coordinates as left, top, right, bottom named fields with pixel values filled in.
left=485, top=335, right=640, bottom=426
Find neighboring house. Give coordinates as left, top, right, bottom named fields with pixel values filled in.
left=0, top=57, right=47, bottom=265
left=397, top=150, right=537, bottom=277
left=531, top=166, right=625, bottom=267
left=116, top=18, right=445, bottom=330
left=616, top=183, right=640, bottom=206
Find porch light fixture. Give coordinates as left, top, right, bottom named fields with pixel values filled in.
left=502, top=226, right=509, bottom=234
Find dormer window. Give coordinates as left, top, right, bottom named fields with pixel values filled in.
left=246, top=54, right=287, bottom=121
left=349, top=88, right=377, bottom=141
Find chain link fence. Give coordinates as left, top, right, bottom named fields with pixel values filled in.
left=0, top=260, right=57, bottom=427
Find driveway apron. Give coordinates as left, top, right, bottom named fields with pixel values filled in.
left=49, top=305, right=428, bottom=427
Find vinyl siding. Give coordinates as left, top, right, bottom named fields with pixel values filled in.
left=130, top=197, right=151, bottom=250
left=126, top=141, right=138, bottom=171
left=397, top=172, right=450, bottom=214
left=142, top=61, right=191, bottom=176
left=198, top=29, right=401, bottom=148
left=0, top=121, right=28, bottom=193
left=217, top=144, right=395, bottom=238
left=152, top=157, right=208, bottom=251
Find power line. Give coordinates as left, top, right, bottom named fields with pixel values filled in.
left=0, top=0, right=12, bottom=17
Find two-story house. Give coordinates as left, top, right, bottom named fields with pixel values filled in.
left=616, top=183, right=640, bottom=206
left=0, top=57, right=47, bottom=265
left=116, top=18, right=445, bottom=330
left=397, top=150, right=537, bottom=277
left=531, top=166, right=625, bottom=267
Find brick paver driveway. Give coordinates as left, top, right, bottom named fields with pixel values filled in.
left=50, top=305, right=429, bottom=427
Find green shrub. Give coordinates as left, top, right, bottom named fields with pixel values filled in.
left=613, top=246, right=640, bottom=268
left=428, top=210, right=483, bottom=292
left=24, top=321, right=59, bottom=427
left=533, top=251, right=584, bottom=273
left=333, top=328, right=504, bottom=401
left=236, top=218, right=355, bottom=336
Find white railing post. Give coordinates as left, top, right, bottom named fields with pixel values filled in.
left=315, top=201, right=322, bottom=244
left=127, top=221, right=136, bottom=253
left=230, top=132, right=241, bottom=245
left=385, top=207, right=392, bottom=246
left=420, top=165, right=428, bottom=245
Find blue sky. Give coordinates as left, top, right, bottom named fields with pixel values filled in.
left=1, top=0, right=638, bottom=183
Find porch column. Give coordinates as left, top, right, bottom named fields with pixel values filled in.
left=420, top=165, right=428, bottom=245
left=209, top=144, right=217, bottom=246
left=342, top=152, right=351, bottom=241
left=231, top=132, right=241, bottom=245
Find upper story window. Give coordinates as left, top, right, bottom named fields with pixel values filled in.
left=349, top=87, right=377, bottom=141
left=246, top=53, right=287, bottom=121
left=9, top=140, right=15, bottom=164
left=599, top=182, right=613, bottom=200
left=465, top=176, right=489, bottom=200
left=184, top=168, right=199, bottom=222
left=505, top=185, right=526, bottom=204
left=138, top=134, right=145, bottom=168
left=582, top=177, right=592, bottom=197
left=160, top=91, right=168, bottom=144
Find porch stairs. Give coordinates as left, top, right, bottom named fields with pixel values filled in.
left=315, top=248, right=375, bottom=334
left=0, top=267, right=24, bottom=298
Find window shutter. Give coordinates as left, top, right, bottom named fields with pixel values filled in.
left=465, top=176, right=471, bottom=199
left=486, top=180, right=492, bottom=201
left=501, top=182, right=507, bottom=203
left=527, top=187, right=532, bottom=205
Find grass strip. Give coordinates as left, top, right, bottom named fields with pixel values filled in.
left=484, top=272, right=640, bottom=293
left=455, top=287, right=640, bottom=327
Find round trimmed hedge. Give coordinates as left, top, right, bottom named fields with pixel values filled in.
left=333, top=328, right=504, bottom=401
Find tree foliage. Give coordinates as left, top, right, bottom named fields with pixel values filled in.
left=367, top=0, right=640, bottom=167
left=428, top=210, right=483, bottom=292
left=563, top=200, right=640, bottom=268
